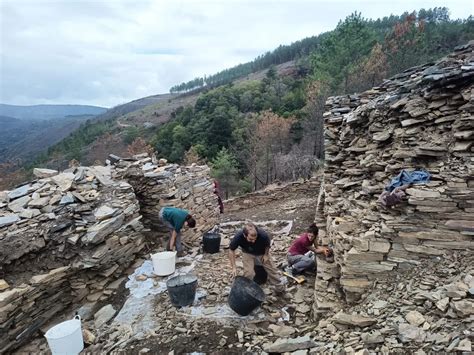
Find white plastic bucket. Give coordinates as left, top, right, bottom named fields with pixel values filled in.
left=44, top=315, right=84, bottom=355
left=151, top=251, right=176, bottom=276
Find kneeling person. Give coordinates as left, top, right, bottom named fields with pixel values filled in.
left=228, top=223, right=284, bottom=292
left=287, top=223, right=329, bottom=275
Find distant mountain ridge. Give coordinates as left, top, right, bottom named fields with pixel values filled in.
left=0, top=103, right=107, bottom=120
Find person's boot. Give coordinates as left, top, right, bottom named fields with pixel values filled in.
left=176, top=250, right=185, bottom=257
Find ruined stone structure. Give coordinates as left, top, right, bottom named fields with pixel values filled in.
left=0, top=156, right=219, bottom=352
left=118, top=155, right=220, bottom=245
left=314, top=42, right=474, bottom=313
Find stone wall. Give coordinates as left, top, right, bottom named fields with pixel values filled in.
left=0, top=165, right=145, bottom=352
left=119, top=155, right=220, bottom=246
left=314, top=42, right=474, bottom=311
left=0, top=155, right=218, bottom=352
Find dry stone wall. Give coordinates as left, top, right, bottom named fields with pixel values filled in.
left=315, top=42, right=474, bottom=312
left=0, top=165, right=145, bottom=352
left=118, top=155, right=220, bottom=246
left=0, top=155, right=218, bottom=352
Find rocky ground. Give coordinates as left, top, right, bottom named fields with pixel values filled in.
left=16, top=180, right=473, bottom=354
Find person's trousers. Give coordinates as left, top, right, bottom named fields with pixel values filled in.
left=242, top=252, right=281, bottom=286
left=287, top=253, right=315, bottom=273
left=159, top=208, right=182, bottom=252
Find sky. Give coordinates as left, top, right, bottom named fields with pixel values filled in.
left=0, top=0, right=471, bottom=108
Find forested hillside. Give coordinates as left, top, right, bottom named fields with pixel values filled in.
left=155, top=9, right=474, bottom=196
left=170, top=8, right=473, bottom=93
left=2, top=8, right=472, bottom=194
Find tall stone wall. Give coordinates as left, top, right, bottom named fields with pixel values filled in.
left=119, top=156, right=220, bottom=246
left=315, top=42, right=474, bottom=311
left=0, top=155, right=218, bottom=352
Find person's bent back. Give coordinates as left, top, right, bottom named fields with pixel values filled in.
left=159, top=206, right=196, bottom=256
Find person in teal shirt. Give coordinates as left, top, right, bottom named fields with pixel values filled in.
left=159, top=206, right=196, bottom=256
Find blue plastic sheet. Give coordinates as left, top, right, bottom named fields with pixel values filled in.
left=385, top=170, right=431, bottom=192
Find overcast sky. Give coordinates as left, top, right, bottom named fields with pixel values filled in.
left=0, top=0, right=471, bottom=108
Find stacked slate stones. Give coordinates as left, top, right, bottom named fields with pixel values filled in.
left=314, top=42, right=474, bottom=315
left=116, top=155, right=221, bottom=246
left=0, top=165, right=146, bottom=352
left=0, top=154, right=220, bottom=352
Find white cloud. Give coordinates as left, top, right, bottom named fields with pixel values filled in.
left=0, top=0, right=470, bottom=107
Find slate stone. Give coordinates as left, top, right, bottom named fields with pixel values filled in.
left=264, top=335, right=317, bottom=353
left=7, top=185, right=31, bottom=200
left=82, top=214, right=124, bottom=245
left=333, top=312, right=377, bottom=327
left=0, top=214, right=20, bottom=227
left=94, top=304, right=116, bottom=328
left=33, top=168, right=58, bottom=178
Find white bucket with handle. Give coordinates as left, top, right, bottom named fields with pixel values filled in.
left=44, top=315, right=84, bottom=355
left=151, top=251, right=176, bottom=276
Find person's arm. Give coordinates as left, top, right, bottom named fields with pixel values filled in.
left=228, top=249, right=237, bottom=277
left=311, top=238, right=328, bottom=255
left=228, top=233, right=240, bottom=277
left=262, top=231, right=271, bottom=263
left=169, top=230, right=177, bottom=251
left=262, top=247, right=270, bottom=263
left=314, top=246, right=329, bottom=255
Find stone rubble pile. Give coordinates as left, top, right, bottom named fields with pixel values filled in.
left=0, top=165, right=145, bottom=352
left=310, top=251, right=473, bottom=353
left=116, top=154, right=220, bottom=246
left=316, top=41, right=474, bottom=315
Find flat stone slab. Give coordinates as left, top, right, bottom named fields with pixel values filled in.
left=83, top=214, right=124, bottom=245
left=94, top=205, right=117, bottom=220
left=445, top=220, right=474, bottom=233
left=8, top=195, right=31, bottom=212
left=94, top=304, right=116, bottom=328
left=333, top=312, right=377, bottom=327
left=7, top=185, right=31, bottom=200
left=264, top=335, right=317, bottom=353
left=0, top=214, right=20, bottom=228
left=33, top=168, right=58, bottom=178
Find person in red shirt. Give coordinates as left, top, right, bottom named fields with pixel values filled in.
left=287, top=223, right=330, bottom=275
left=214, top=180, right=224, bottom=214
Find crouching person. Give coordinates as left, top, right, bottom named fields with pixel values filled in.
left=159, top=206, right=196, bottom=257
left=228, top=222, right=286, bottom=294
left=287, top=223, right=330, bottom=275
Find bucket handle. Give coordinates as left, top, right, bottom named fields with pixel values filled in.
left=74, top=315, right=82, bottom=321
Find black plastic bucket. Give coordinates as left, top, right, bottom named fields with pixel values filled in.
left=253, top=264, right=268, bottom=285
left=166, top=274, right=198, bottom=307
left=203, top=233, right=221, bottom=254
left=228, top=276, right=265, bottom=316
